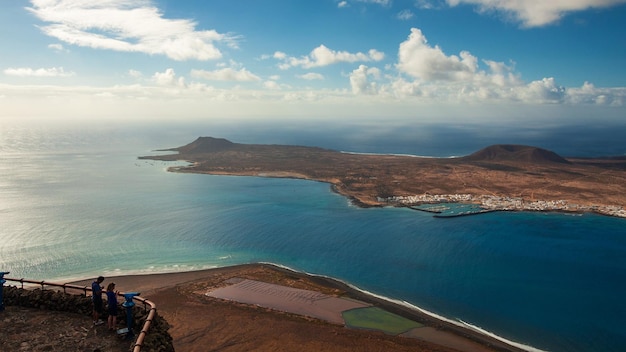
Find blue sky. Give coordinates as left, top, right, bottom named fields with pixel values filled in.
left=1, top=0, right=625, bottom=124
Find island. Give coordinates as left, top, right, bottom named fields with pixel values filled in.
left=141, top=137, right=626, bottom=218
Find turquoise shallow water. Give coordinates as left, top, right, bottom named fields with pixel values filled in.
left=1, top=123, right=625, bottom=352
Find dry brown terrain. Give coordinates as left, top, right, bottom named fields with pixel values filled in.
left=0, top=268, right=523, bottom=352
left=1, top=306, right=131, bottom=352
left=71, top=264, right=517, bottom=352
left=142, top=137, right=626, bottom=208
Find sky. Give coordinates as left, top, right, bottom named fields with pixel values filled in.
left=1, top=0, right=625, bottom=126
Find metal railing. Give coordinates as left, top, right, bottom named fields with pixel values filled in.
left=3, top=277, right=157, bottom=352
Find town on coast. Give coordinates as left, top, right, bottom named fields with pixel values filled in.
left=379, top=194, right=626, bottom=218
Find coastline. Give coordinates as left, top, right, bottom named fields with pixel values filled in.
left=385, top=194, right=626, bottom=218
left=71, top=263, right=533, bottom=352
left=170, top=166, right=626, bottom=218
left=143, top=137, right=626, bottom=219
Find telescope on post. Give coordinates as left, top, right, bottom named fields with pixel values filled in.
left=119, top=292, right=140, bottom=339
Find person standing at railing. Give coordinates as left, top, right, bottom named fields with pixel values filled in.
left=106, top=282, right=119, bottom=331
left=92, top=276, right=105, bottom=326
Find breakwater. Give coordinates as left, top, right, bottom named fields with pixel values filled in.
left=409, top=202, right=496, bottom=218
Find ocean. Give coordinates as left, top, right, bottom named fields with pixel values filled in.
left=1, top=120, right=625, bottom=352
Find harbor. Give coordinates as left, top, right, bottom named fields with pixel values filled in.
left=383, top=194, right=626, bottom=218
left=409, top=202, right=496, bottom=218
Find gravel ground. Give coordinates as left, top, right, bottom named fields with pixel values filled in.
left=0, top=306, right=132, bottom=352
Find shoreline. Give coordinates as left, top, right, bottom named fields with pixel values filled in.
left=167, top=166, right=626, bottom=219
left=71, top=263, right=534, bottom=352
left=143, top=137, right=626, bottom=220
left=385, top=194, right=626, bottom=218
left=275, top=264, right=543, bottom=352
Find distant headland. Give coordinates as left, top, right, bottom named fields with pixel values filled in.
left=141, top=137, right=626, bottom=218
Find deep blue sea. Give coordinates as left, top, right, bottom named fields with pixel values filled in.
left=1, top=120, right=625, bottom=352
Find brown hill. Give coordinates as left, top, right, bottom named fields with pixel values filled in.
left=174, top=137, right=236, bottom=153
left=461, top=144, right=570, bottom=164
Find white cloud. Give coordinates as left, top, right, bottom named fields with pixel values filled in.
left=48, top=43, right=67, bottom=52
left=263, top=80, right=292, bottom=90
left=415, top=0, right=441, bottom=9
left=368, top=49, right=386, bottom=61
left=338, top=1, right=349, bottom=8
left=1, top=19, right=624, bottom=123
left=0, top=78, right=623, bottom=125
left=298, top=73, right=324, bottom=80
left=191, top=68, right=261, bottom=82
left=27, top=0, right=232, bottom=60
left=354, top=0, right=391, bottom=5
left=273, top=51, right=287, bottom=60
left=276, top=45, right=385, bottom=69
left=446, top=0, right=626, bottom=27
left=3, top=67, right=75, bottom=77
left=567, top=82, right=625, bottom=106
left=152, top=68, right=186, bottom=87
left=397, top=9, right=414, bottom=20
left=397, top=28, right=477, bottom=81
left=343, top=27, right=624, bottom=107
left=350, top=65, right=381, bottom=94
left=519, top=77, right=566, bottom=103
left=263, top=80, right=281, bottom=90
left=128, top=69, right=143, bottom=79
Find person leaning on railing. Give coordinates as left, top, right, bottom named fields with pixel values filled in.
left=91, top=276, right=105, bottom=325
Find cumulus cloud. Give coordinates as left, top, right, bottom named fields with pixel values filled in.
left=273, top=51, right=287, bottom=60
left=446, top=0, right=626, bottom=27
left=397, top=28, right=478, bottom=81
left=389, top=28, right=567, bottom=102
left=343, top=27, right=624, bottom=107
left=276, top=45, right=384, bottom=69
left=27, top=0, right=233, bottom=60
left=4, top=67, right=75, bottom=77
left=567, top=82, right=626, bottom=106
left=395, top=28, right=526, bottom=88
left=152, top=68, right=185, bottom=87
left=191, top=68, right=261, bottom=82
left=350, top=65, right=381, bottom=95
left=519, top=77, right=566, bottom=103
